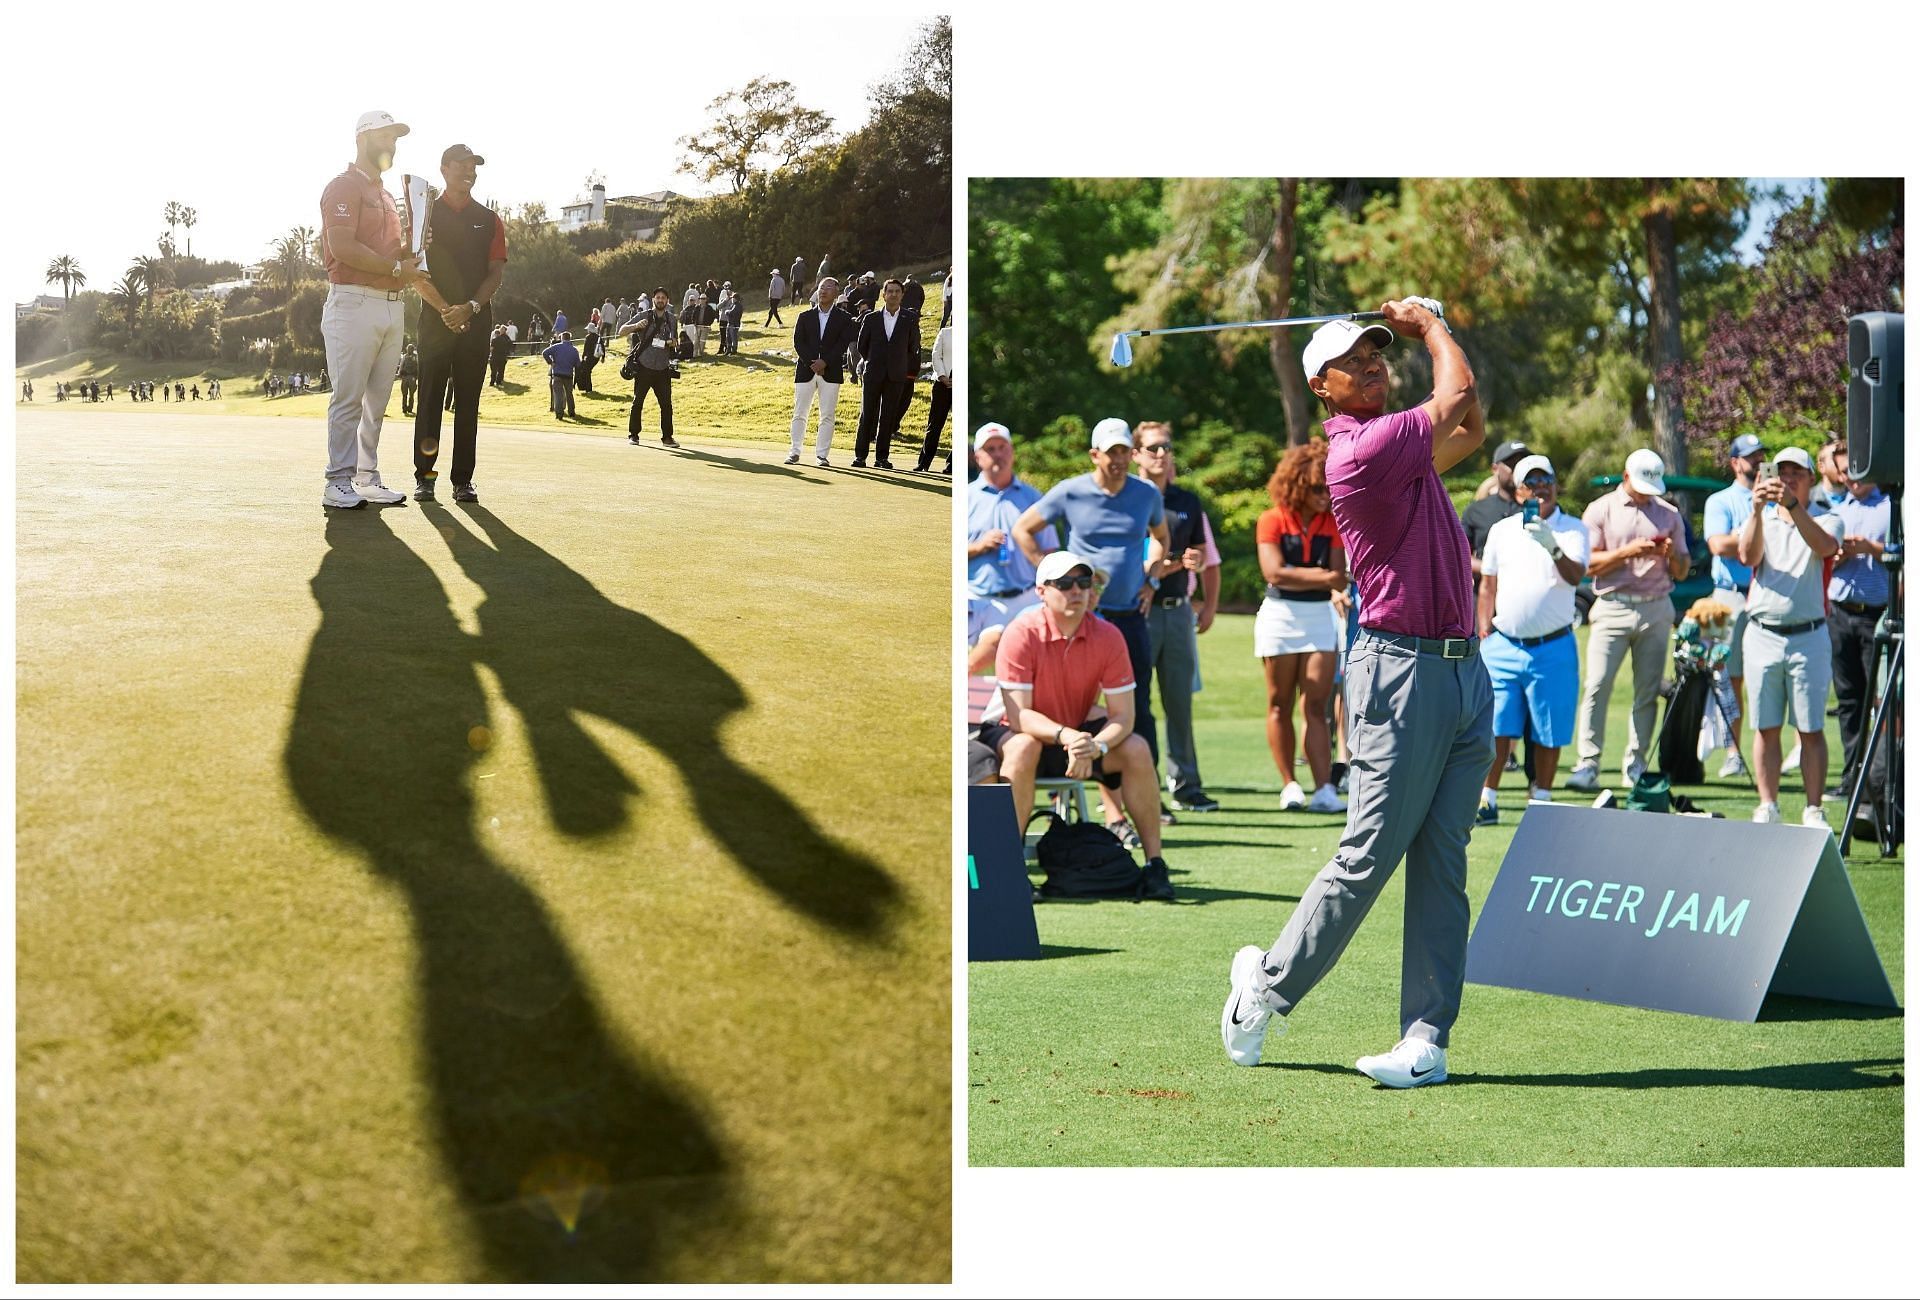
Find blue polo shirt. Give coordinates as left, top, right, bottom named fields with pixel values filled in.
left=1030, top=472, right=1166, bottom=611
left=540, top=341, right=580, bottom=375
left=967, top=475, right=1055, bottom=596
left=1828, top=487, right=1891, bottom=606
left=1702, top=481, right=1754, bottom=591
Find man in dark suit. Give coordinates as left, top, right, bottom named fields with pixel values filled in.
left=852, top=278, right=920, bottom=470
left=786, top=276, right=860, bottom=467
left=900, top=274, right=925, bottom=314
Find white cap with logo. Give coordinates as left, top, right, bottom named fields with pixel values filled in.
left=1302, top=319, right=1395, bottom=378
left=973, top=422, right=1012, bottom=452
left=1624, top=448, right=1667, bottom=495
left=1090, top=418, right=1133, bottom=452
left=1772, top=446, right=1814, bottom=472
left=1512, top=454, right=1556, bottom=484
left=355, top=110, right=410, bottom=137
left=1035, top=550, right=1105, bottom=586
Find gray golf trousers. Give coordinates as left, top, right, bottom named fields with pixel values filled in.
left=1148, top=598, right=1205, bottom=801
left=1256, top=630, right=1494, bottom=1047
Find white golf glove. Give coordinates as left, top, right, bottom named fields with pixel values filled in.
left=1522, top=517, right=1561, bottom=556
left=1406, top=296, right=1447, bottom=326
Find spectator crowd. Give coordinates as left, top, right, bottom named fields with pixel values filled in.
left=966, top=418, right=1897, bottom=896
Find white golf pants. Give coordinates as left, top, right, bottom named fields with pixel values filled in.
left=791, top=376, right=842, bottom=457
left=321, top=284, right=406, bottom=484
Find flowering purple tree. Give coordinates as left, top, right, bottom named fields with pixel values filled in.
left=1676, top=202, right=1903, bottom=449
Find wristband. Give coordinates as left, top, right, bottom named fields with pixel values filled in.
left=1055, top=725, right=1067, bottom=746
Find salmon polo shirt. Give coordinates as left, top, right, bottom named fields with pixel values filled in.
left=994, top=603, right=1136, bottom=731
left=1323, top=405, right=1475, bottom=640
left=320, top=162, right=405, bottom=290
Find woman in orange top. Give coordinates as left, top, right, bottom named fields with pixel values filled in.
left=1255, top=439, right=1350, bottom=813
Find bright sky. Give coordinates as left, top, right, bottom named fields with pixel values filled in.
left=7, top=4, right=936, bottom=303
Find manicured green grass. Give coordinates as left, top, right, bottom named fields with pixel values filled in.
left=968, top=615, right=1904, bottom=1166
left=15, top=272, right=950, bottom=456
left=15, top=409, right=951, bottom=1281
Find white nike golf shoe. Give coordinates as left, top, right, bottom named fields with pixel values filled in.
left=1307, top=783, right=1346, bottom=814
left=322, top=479, right=366, bottom=509
left=1564, top=763, right=1600, bottom=793
left=1356, top=1037, right=1447, bottom=1088
left=1221, top=945, right=1285, bottom=1067
left=353, top=474, right=407, bottom=505
left=1279, top=781, right=1306, bottom=811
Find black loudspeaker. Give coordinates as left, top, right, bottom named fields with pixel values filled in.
left=1847, top=311, right=1903, bottom=485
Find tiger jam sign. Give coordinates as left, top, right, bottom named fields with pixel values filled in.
left=1466, top=806, right=1897, bottom=1022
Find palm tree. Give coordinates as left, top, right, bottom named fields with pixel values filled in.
left=265, top=234, right=309, bottom=299
left=109, top=274, right=143, bottom=335
left=157, top=231, right=177, bottom=260
left=164, top=201, right=183, bottom=249
left=45, top=255, right=86, bottom=307
left=290, top=224, right=316, bottom=264
left=180, top=206, right=198, bottom=258
left=130, top=255, right=171, bottom=309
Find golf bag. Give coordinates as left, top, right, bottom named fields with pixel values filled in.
left=1658, top=667, right=1711, bottom=786
left=1029, top=815, right=1145, bottom=900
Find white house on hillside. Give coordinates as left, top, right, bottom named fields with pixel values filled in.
left=557, top=185, right=686, bottom=242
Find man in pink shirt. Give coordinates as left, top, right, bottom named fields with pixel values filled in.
left=983, top=551, right=1175, bottom=901
left=317, top=109, right=454, bottom=510
left=1565, top=449, right=1690, bottom=791
left=1221, top=296, right=1491, bottom=1089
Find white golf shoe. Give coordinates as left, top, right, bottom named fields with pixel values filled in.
left=1623, top=758, right=1647, bottom=787
left=1752, top=801, right=1782, bottom=824
left=322, top=480, right=366, bottom=509
left=1719, top=751, right=1748, bottom=779
left=1307, top=783, right=1346, bottom=813
left=1279, top=781, right=1306, bottom=811
left=1801, top=804, right=1831, bottom=830
left=1221, top=945, right=1284, bottom=1067
left=353, top=474, right=407, bottom=505
left=1356, top=1037, right=1448, bottom=1088
left=1565, top=763, right=1600, bottom=793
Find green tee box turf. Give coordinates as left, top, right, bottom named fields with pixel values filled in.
left=1467, top=805, right=1899, bottom=1021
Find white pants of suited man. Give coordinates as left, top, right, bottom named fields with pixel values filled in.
left=790, top=376, right=841, bottom=459
left=320, top=284, right=406, bottom=486
left=1575, top=595, right=1675, bottom=776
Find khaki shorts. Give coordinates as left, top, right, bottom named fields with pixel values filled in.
left=1742, top=620, right=1831, bottom=733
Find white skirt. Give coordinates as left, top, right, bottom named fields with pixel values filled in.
left=1254, top=595, right=1340, bottom=657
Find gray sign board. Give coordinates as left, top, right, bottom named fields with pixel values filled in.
left=1466, top=805, right=1898, bottom=1021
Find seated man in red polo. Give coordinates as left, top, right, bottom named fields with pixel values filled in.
left=977, top=550, right=1176, bottom=901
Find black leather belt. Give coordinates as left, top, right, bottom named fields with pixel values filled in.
left=1755, top=618, right=1825, bottom=636
left=1501, top=624, right=1573, bottom=648
left=986, top=588, right=1023, bottom=599
left=1360, top=627, right=1478, bottom=659
left=1835, top=600, right=1886, bottom=616
left=1157, top=594, right=1189, bottom=608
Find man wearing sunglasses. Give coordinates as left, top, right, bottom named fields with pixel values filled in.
left=1474, top=455, right=1589, bottom=821
left=983, top=551, right=1176, bottom=901
left=1220, top=297, right=1492, bottom=1089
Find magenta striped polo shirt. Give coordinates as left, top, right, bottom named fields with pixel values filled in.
left=1324, top=406, right=1475, bottom=639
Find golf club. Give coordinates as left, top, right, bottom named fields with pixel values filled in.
left=1109, top=307, right=1443, bottom=367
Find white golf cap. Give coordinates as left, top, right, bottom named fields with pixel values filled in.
left=1090, top=418, right=1134, bottom=452
left=354, top=110, right=410, bottom=137
left=1035, top=550, right=1104, bottom=586
left=1772, top=446, right=1814, bottom=472
left=1512, top=454, right=1556, bottom=483
left=1302, top=319, right=1395, bottom=377
left=973, top=421, right=1012, bottom=451
left=1624, top=448, right=1667, bottom=495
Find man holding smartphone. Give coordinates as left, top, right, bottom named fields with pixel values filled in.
left=1567, top=449, right=1690, bottom=792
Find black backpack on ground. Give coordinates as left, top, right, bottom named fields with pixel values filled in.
left=1030, top=814, right=1146, bottom=900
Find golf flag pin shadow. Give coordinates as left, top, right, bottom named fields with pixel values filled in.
left=1466, top=804, right=1898, bottom=1022
left=968, top=784, right=1039, bottom=961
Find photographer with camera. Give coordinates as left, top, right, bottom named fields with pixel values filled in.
left=617, top=286, right=680, bottom=449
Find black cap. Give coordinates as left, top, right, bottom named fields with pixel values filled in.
left=441, top=143, right=486, bottom=166
left=1492, top=440, right=1529, bottom=464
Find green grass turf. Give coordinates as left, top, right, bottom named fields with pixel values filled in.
left=16, top=273, right=949, bottom=456
left=968, top=614, right=1904, bottom=1166
left=15, top=408, right=950, bottom=1281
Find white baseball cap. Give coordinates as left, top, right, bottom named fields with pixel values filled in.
left=1772, top=446, right=1814, bottom=472
left=973, top=422, right=1012, bottom=452
left=1512, top=454, right=1556, bottom=484
left=354, top=110, right=410, bottom=138
left=1090, top=418, right=1134, bottom=452
left=1625, top=448, right=1667, bottom=495
left=1035, top=551, right=1105, bottom=586
left=1302, top=319, right=1395, bottom=378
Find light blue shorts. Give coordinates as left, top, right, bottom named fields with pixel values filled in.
left=1483, top=628, right=1578, bottom=747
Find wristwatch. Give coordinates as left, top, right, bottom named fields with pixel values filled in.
left=390, top=260, right=402, bottom=279
left=1095, top=738, right=1109, bottom=757
left=1055, top=725, right=1067, bottom=746
left=468, top=300, right=482, bottom=314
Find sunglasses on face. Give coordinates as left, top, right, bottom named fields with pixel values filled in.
left=1141, top=442, right=1172, bottom=454
left=1046, top=575, right=1096, bottom=590
left=1523, top=476, right=1555, bottom=488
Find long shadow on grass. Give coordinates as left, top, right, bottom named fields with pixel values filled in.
left=431, top=502, right=901, bottom=941
left=828, top=465, right=954, bottom=498
left=671, top=444, right=828, bottom=482
left=285, top=511, right=738, bottom=1281
left=1282, top=1058, right=1904, bottom=1091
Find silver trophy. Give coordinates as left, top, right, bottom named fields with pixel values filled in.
left=400, top=173, right=434, bottom=274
